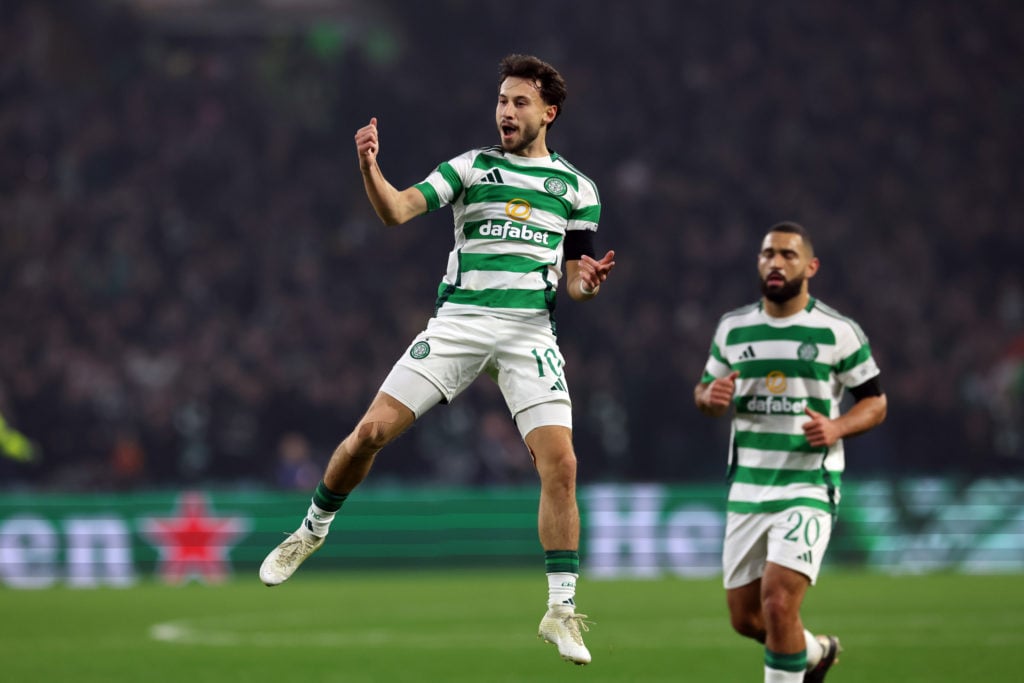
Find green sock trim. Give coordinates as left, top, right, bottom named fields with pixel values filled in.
left=545, top=550, right=580, bottom=574
left=312, top=480, right=348, bottom=512
left=764, top=648, right=807, bottom=673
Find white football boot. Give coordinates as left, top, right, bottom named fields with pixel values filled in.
left=259, top=524, right=325, bottom=586
left=538, top=604, right=592, bottom=665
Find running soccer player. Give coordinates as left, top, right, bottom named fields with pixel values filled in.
left=694, top=222, right=887, bottom=682
left=260, top=53, right=614, bottom=666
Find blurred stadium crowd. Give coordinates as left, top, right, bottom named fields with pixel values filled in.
left=1, top=0, right=1021, bottom=491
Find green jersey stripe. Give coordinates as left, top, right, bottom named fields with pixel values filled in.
left=460, top=253, right=548, bottom=274
left=415, top=181, right=441, bottom=212
left=571, top=205, right=601, bottom=223
left=731, top=465, right=841, bottom=488
left=437, top=161, right=463, bottom=197
left=726, top=324, right=837, bottom=345
left=726, top=497, right=834, bottom=514
left=735, top=430, right=823, bottom=454
left=836, top=344, right=873, bottom=374
left=440, top=285, right=555, bottom=310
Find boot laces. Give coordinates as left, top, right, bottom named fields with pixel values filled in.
left=561, top=613, right=593, bottom=645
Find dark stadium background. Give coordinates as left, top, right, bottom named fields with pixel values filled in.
left=3, top=8, right=1023, bottom=683
left=1, top=0, right=1020, bottom=492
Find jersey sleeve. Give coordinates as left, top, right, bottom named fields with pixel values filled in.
left=566, top=174, right=600, bottom=234
left=834, top=319, right=881, bottom=389
left=413, top=150, right=475, bottom=213
left=700, top=320, right=732, bottom=384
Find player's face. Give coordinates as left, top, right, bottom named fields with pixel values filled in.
left=496, top=77, right=555, bottom=155
left=758, top=231, right=819, bottom=303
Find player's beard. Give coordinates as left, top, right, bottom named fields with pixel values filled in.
left=501, top=120, right=542, bottom=154
left=761, top=273, right=805, bottom=303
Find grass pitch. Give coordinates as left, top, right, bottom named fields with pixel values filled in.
left=3, top=570, right=1021, bottom=682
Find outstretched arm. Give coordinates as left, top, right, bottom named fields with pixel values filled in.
left=354, top=117, right=427, bottom=225
left=565, top=250, right=616, bottom=301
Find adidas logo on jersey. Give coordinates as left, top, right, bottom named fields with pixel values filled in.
left=550, top=378, right=567, bottom=392
left=738, top=345, right=756, bottom=360
left=480, top=169, right=505, bottom=184
left=796, top=550, right=813, bottom=564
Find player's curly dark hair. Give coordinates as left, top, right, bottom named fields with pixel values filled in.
left=498, top=54, right=567, bottom=129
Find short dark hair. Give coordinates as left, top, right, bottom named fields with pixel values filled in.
left=768, top=221, right=814, bottom=255
left=498, top=54, right=567, bottom=129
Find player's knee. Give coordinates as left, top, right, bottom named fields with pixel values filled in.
left=761, top=592, right=799, bottom=628
left=352, top=420, right=393, bottom=454
left=554, top=449, right=577, bottom=474
left=540, top=450, right=577, bottom=484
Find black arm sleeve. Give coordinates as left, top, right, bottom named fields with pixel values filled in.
left=849, top=376, right=883, bottom=401
left=563, top=230, right=596, bottom=261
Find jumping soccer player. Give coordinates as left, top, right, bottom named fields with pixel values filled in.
left=260, top=53, right=614, bottom=666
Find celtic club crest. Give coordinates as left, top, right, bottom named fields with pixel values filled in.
left=544, top=177, right=567, bottom=196
left=797, top=341, right=819, bottom=362
left=409, top=341, right=431, bottom=359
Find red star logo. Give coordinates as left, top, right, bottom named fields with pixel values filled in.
left=140, top=491, right=249, bottom=585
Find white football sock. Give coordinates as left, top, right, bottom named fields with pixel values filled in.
left=547, top=572, right=577, bottom=607
left=764, top=667, right=803, bottom=682
left=304, top=502, right=335, bottom=537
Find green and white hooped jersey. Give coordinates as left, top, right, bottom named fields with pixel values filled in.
left=414, top=146, right=600, bottom=325
left=701, top=298, right=880, bottom=515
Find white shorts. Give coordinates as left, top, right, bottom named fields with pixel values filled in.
left=379, top=315, right=573, bottom=438
left=722, top=507, right=833, bottom=589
